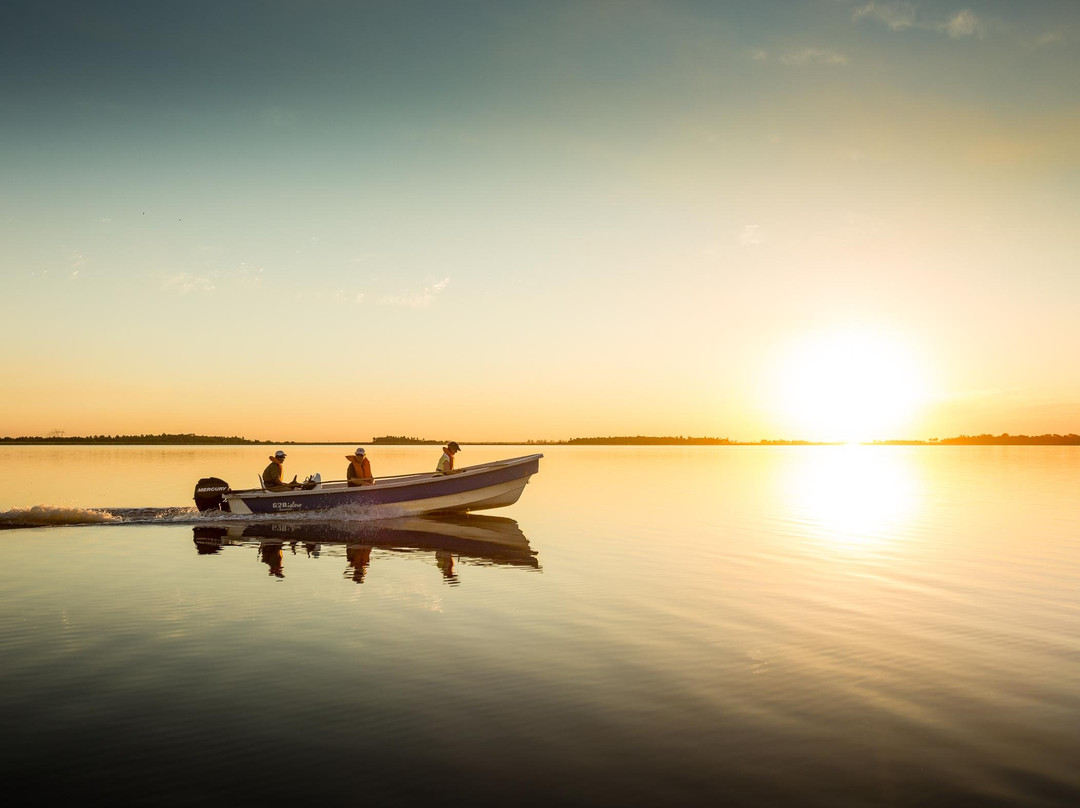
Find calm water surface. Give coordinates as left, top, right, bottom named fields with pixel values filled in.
left=1, top=445, right=1078, bottom=806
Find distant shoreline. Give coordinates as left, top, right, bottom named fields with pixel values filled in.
left=2, top=433, right=1078, bottom=446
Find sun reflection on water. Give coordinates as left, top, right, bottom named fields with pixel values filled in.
left=781, top=446, right=923, bottom=552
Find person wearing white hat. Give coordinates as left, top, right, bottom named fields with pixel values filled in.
left=346, top=447, right=374, bottom=487
left=435, top=441, right=462, bottom=475
left=263, top=449, right=300, bottom=491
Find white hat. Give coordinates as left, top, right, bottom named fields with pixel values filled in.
left=274, top=450, right=287, bottom=458
left=354, top=447, right=366, bottom=456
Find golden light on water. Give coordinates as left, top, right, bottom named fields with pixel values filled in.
left=782, top=446, right=922, bottom=551
left=770, top=328, right=929, bottom=443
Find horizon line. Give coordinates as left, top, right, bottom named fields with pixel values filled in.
left=2, top=432, right=1079, bottom=446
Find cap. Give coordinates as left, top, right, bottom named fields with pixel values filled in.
left=354, top=447, right=366, bottom=456
left=448, top=441, right=461, bottom=452
left=275, top=450, right=287, bottom=458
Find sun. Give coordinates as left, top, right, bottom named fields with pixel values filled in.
left=770, top=328, right=928, bottom=443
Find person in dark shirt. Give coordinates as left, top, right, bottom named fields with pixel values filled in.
left=263, top=450, right=300, bottom=491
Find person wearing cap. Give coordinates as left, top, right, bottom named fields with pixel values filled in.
left=435, top=441, right=462, bottom=475
left=346, top=447, right=374, bottom=487
left=263, top=450, right=300, bottom=491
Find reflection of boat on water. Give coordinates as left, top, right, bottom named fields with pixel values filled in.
left=192, top=513, right=539, bottom=570
left=193, top=454, right=542, bottom=517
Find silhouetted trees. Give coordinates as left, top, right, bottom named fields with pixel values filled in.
left=566, top=436, right=734, bottom=445
left=3, top=432, right=1077, bottom=446
left=0, top=433, right=279, bottom=445
left=936, top=434, right=1080, bottom=445
left=370, top=436, right=444, bottom=444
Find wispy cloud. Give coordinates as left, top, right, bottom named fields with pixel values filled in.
left=232, top=262, right=264, bottom=289
left=853, top=3, right=984, bottom=39
left=162, top=272, right=216, bottom=294
left=943, top=9, right=979, bottom=38
left=779, top=48, right=848, bottom=66
left=70, top=250, right=86, bottom=278
left=852, top=1, right=916, bottom=31
left=752, top=48, right=846, bottom=66
left=332, top=289, right=366, bottom=304
left=161, top=263, right=263, bottom=295
left=1035, top=31, right=1064, bottom=47
left=380, top=277, right=451, bottom=309
left=739, top=225, right=765, bottom=246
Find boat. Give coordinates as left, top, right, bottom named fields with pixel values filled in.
left=193, top=453, right=542, bottom=517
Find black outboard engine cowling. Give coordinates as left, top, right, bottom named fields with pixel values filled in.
left=194, top=477, right=231, bottom=512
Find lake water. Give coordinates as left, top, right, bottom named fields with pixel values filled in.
left=1, top=444, right=1078, bottom=806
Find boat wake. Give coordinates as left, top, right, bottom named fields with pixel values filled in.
left=0, top=505, right=125, bottom=528
left=0, top=505, right=193, bottom=529
left=2, top=502, right=420, bottom=529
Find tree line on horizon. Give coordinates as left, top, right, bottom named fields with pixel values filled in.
left=933, top=433, right=1079, bottom=445
left=370, top=435, right=446, bottom=445
left=565, top=435, right=735, bottom=445
left=2, top=432, right=1078, bottom=446
left=0, top=433, right=279, bottom=445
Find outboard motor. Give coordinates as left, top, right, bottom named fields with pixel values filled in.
left=194, top=477, right=231, bottom=512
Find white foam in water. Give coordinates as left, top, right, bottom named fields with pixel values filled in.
left=0, top=505, right=123, bottom=528
left=306, top=502, right=408, bottom=521
left=197, top=503, right=397, bottom=523
left=106, top=507, right=201, bottom=523
left=0, top=503, right=406, bottom=530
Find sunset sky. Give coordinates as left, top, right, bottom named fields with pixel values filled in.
left=2, top=0, right=1078, bottom=442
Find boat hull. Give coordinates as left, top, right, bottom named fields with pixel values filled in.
left=220, top=454, right=542, bottom=518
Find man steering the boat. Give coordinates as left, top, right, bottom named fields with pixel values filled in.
left=263, top=450, right=301, bottom=491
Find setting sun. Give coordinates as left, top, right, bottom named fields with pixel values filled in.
left=771, top=328, right=929, bottom=443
